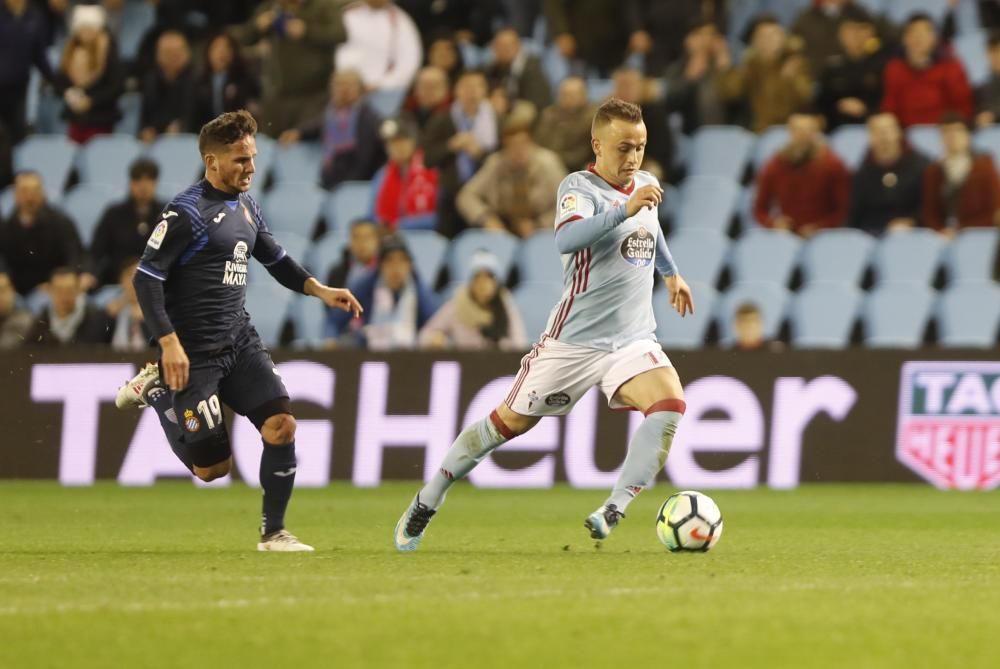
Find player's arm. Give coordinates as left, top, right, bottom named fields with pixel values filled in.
left=554, top=182, right=663, bottom=253
left=655, top=233, right=694, bottom=317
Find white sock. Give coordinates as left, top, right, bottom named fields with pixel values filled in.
left=419, top=410, right=512, bottom=509
left=606, top=401, right=685, bottom=513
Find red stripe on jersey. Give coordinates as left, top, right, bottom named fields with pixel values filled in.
left=571, top=251, right=581, bottom=294
left=553, top=293, right=575, bottom=339
left=555, top=214, right=583, bottom=232
left=546, top=298, right=567, bottom=338
left=582, top=248, right=592, bottom=291
left=505, top=337, right=546, bottom=406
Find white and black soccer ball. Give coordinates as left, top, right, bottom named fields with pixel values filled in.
left=656, top=491, right=723, bottom=552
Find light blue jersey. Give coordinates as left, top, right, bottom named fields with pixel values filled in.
left=544, top=168, right=677, bottom=351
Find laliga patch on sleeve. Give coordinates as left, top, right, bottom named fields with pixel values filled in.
left=147, top=220, right=168, bottom=249
left=559, top=193, right=578, bottom=218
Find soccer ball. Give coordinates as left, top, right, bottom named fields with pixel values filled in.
left=656, top=491, right=723, bottom=552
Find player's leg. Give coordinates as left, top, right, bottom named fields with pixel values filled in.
left=116, top=362, right=194, bottom=471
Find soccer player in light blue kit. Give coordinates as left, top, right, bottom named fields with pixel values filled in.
left=395, top=98, right=695, bottom=550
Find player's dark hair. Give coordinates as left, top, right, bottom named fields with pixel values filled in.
left=592, top=98, right=643, bottom=133
left=198, top=110, right=257, bottom=155
left=128, top=158, right=159, bottom=182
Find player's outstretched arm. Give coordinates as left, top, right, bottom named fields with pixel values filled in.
left=664, top=274, right=694, bottom=317
left=304, top=278, right=363, bottom=318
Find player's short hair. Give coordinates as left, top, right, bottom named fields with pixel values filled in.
left=591, top=98, right=643, bottom=134
left=198, top=110, right=257, bottom=156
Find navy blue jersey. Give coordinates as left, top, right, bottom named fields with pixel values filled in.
left=137, top=180, right=287, bottom=353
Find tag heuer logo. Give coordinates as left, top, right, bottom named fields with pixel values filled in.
left=896, top=361, right=1000, bottom=490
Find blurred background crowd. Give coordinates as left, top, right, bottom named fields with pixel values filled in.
left=0, top=0, right=998, bottom=354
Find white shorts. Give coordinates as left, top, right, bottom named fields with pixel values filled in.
left=504, top=336, right=673, bottom=416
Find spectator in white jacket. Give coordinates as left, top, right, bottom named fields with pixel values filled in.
left=336, top=0, right=422, bottom=91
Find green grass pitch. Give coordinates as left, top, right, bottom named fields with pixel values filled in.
left=1, top=482, right=998, bottom=669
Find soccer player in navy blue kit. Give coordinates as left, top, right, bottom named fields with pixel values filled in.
left=117, top=111, right=361, bottom=551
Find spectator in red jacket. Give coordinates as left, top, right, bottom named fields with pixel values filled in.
left=753, top=113, right=851, bottom=238
left=880, top=13, right=973, bottom=127
left=922, top=113, right=1000, bottom=236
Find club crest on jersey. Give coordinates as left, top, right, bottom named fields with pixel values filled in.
left=183, top=409, right=201, bottom=433
left=620, top=226, right=655, bottom=267
left=147, top=220, right=168, bottom=249
left=559, top=193, right=578, bottom=218
left=223, top=241, right=249, bottom=286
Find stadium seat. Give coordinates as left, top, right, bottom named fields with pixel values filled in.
left=90, top=284, right=122, bottom=310
left=76, top=134, right=142, bottom=184
left=325, top=180, right=374, bottom=233
left=114, top=92, right=142, bottom=136
left=118, top=0, right=156, bottom=61
left=306, top=232, right=349, bottom=281
left=973, top=125, right=1000, bottom=171
left=517, top=231, right=563, bottom=283
left=401, top=229, right=449, bottom=285
left=716, top=281, right=790, bottom=346
left=752, top=126, right=788, bottom=170
left=673, top=176, right=740, bottom=232
left=737, top=184, right=758, bottom=233
left=658, top=183, right=680, bottom=224
left=147, top=134, right=201, bottom=186
left=587, top=79, right=613, bottom=103
left=689, top=126, right=755, bottom=180
left=871, top=228, right=947, bottom=285
left=941, top=227, right=999, bottom=284
left=830, top=125, right=869, bottom=170
left=60, top=183, right=117, bottom=245
left=261, top=183, right=326, bottom=238
left=252, top=133, right=277, bottom=184
left=512, top=281, right=562, bottom=341
left=885, top=0, right=950, bottom=25
left=272, top=142, right=322, bottom=185
left=935, top=283, right=1000, bottom=347
left=13, top=134, right=76, bottom=196
left=156, top=181, right=188, bottom=203
left=854, top=0, right=885, bottom=14
left=728, top=228, right=803, bottom=286
left=906, top=125, right=942, bottom=159
left=542, top=46, right=571, bottom=90
left=789, top=283, right=862, bottom=349
left=243, top=283, right=293, bottom=347
left=665, top=228, right=729, bottom=286
left=955, top=32, right=990, bottom=87
left=0, top=185, right=13, bottom=219
left=654, top=280, right=717, bottom=349
left=368, top=88, right=406, bottom=118
left=291, top=294, right=330, bottom=349
left=862, top=284, right=935, bottom=348
left=799, top=228, right=876, bottom=286
left=267, top=230, right=311, bottom=269
left=448, top=229, right=520, bottom=283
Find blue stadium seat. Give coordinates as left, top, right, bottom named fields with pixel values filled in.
left=728, top=228, right=803, bottom=285
left=907, top=125, right=942, bottom=159
left=542, top=46, right=571, bottom=90
left=517, top=231, right=563, bottom=283
left=291, top=294, right=331, bottom=349
left=789, top=283, right=862, bottom=349
left=936, top=283, right=1000, bottom=347
left=118, top=0, right=156, bottom=61
left=448, top=229, right=519, bottom=283
left=955, top=32, right=990, bottom=87
left=512, top=281, right=562, bottom=341
left=689, top=126, right=754, bottom=180
left=306, top=232, right=349, bottom=281
left=368, top=88, right=405, bottom=118
left=272, top=142, right=322, bottom=185
left=252, top=133, right=277, bottom=185
left=115, top=92, right=142, bottom=135
left=654, top=280, right=717, bottom=349
left=665, top=228, right=729, bottom=286
left=400, top=229, right=449, bottom=285
left=266, top=230, right=311, bottom=270
left=872, top=228, right=947, bottom=285
left=147, top=134, right=201, bottom=186
left=941, top=227, right=999, bottom=285
left=61, top=183, right=118, bottom=245
left=716, top=281, right=790, bottom=346
left=0, top=185, right=13, bottom=219
left=90, top=284, right=122, bottom=310
left=973, top=126, right=1000, bottom=171
left=674, top=176, right=740, bottom=232
left=261, top=183, right=325, bottom=238
left=752, top=126, right=788, bottom=170
left=885, top=0, right=950, bottom=25
left=830, top=125, right=869, bottom=170
left=243, top=283, right=293, bottom=347
left=658, top=183, right=680, bottom=224
left=156, top=181, right=188, bottom=203
left=854, top=0, right=885, bottom=14
left=862, top=284, right=935, bottom=348
left=587, top=79, right=613, bottom=103
left=799, top=228, right=876, bottom=285
left=76, top=134, right=142, bottom=184
left=325, top=180, right=374, bottom=233
left=737, top=184, right=758, bottom=234
left=14, top=134, right=76, bottom=196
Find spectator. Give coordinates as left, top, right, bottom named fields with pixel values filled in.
left=665, top=19, right=731, bottom=135
left=0, top=0, right=54, bottom=146
left=881, top=13, right=973, bottom=128
left=975, top=33, right=1000, bottom=128
left=373, top=117, right=438, bottom=231
left=336, top=0, right=422, bottom=92
left=90, top=158, right=165, bottom=287
left=487, top=84, right=537, bottom=133
left=849, top=113, right=929, bottom=235
left=27, top=267, right=110, bottom=345
left=425, top=32, right=465, bottom=86
left=422, top=69, right=498, bottom=237
left=791, top=0, right=890, bottom=77
left=419, top=251, right=527, bottom=350
left=485, top=28, right=551, bottom=114
left=326, top=219, right=382, bottom=288
left=279, top=69, right=386, bottom=190
left=189, top=33, right=262, bottom=130
left=457, top=124, right=566, bottom=238
left=231, top=0, right=345, bottom=136
left=54, top=5, right=123, bottom=144
left=0, top=269, right=32, bottom=349
left=325, top=235, right=437, bottom=350
left=611, top=68, right=673, bottom=178
left=139, top=30, right=195, bottom=142
left=400, top=65, right=451, bottom=133
left=0, top=172, right=85, bottom=296
left=397, top=0, right=501, bottom=47
left=544, top=0, right=630, bottom=77
left=817, top=6, right=889, bottom=130
left=716, top=15, right=813, bottom=133
left=731, top=302, right=781, bottom=351
left=922, top=113, right=1000, bottom=235
left=624, top=0, right=727, bottom=76
left=754, top=112, right=851, bottom=237
left=535, top=77, right=595, bottom=172
left=105, top=257, right=150, bottom=351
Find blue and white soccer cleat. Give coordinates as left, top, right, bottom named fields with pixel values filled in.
left=115, top=362, right=162, bottom=409
left=584, top=504, right=625, bottom=540
left=394, top=494, right=436, bottom=552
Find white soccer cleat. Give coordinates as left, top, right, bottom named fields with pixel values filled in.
left=394, top=494, right=436, bottom=552
left=257, top=529, right=315, bottom=552
left=115, top=362, right=161, bottom=409
left=584, top=504, right=625, bottom=540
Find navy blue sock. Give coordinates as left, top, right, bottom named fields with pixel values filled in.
left=146, top=383, right=192, bottom=472
left=260, top=441, right=296, bottom=535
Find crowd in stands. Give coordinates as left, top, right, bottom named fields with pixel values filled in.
left=1, top=0, right=999, bottom=353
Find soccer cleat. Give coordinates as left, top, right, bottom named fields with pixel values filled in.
left=584, top=504, right=625, bottom=540
left=394, top=494, right=436, bottom=552
left=115, top=362, right=161, bottom=409
left=257, top=529, right=315, bottom=552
